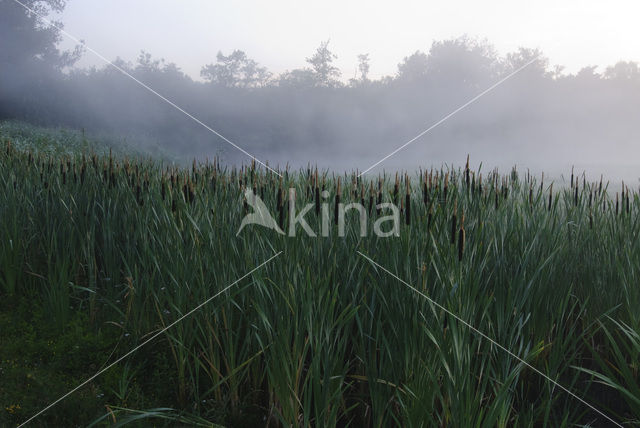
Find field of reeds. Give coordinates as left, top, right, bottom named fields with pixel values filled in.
left=1, top=122, right=640, bottom=427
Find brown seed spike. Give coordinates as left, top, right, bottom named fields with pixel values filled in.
left=451, top=201, right=457, bottom=245
left=368, top=181, right=374, bottom=215
left=393, top=173, right=399, bottom=205
left=570, top=166, right=574, bottom=188
left=405, top=179, right=411, bottom=226
left=335, top=177, right=341, bottom=225
left=458, top=212, right=466, bottom=261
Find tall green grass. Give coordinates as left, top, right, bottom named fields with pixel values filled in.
left=1, top=127, right=639, bottom=426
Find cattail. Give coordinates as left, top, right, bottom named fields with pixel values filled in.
left=161, top=176, right=166, bottom=201
left=314, top=169, right=320, bottom=215
left=529, top=184, right=533, bottom=207
left=423, top=174, right=429, bottom=207
left=616, top=192, right=619, bottom=216
left=443, top=173, right=449, bottom=203
left=464, top=155, right=470, bottom=188
left=458, top=212, right=466, bottom=261
left=574, top=184, right=578, bottom=206
left=548, top=184, right=553, bottom=211
left=570, top=166, right=574, bottom=188
left=405, top=177, right=411, bottom=226
left=335, top=177, right=341, bottom=225
left=494, top=188, right=499, bottom=210
left=243, top=186, right=249, bottom=214
left=626, top=187, right=630, bottom=215
left=278, top=188, right=285, bottom=230
left=276, top=178, right=283, bottom=209
left=393, top=173, right=399, bottom=205
left=589, top=208, right=593, bottom=229
left=599, top=175, right=603, bottom=195
left=451, top=200, right=457, bottom=245
left=368, top=182, right=374, bottom=215
left=427, top=204, right=433, bottom=230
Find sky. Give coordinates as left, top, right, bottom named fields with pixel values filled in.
left=56, top=0, right=640, bottom=81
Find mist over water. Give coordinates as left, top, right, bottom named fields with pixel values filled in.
left=2, top=1, right=640, bottom=184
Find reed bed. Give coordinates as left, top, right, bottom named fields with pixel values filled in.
left=1, top=130, right=640, bottom=427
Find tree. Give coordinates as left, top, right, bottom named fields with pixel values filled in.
left=604, top=61, right=640, bottom=81
left=396, top=51, right=429, bottom=81
left=0, top=0, right=82, bottom=72
left=277, top=68, right=316, bottom=88
left=350, top=53, right=370, bottom=86
left=502, top=47, right=549, bottom=78
left=200, top=50, right=271, bottom=88
left=306, top=40, right=341, bottom=87
left=0, top=0, right=82, bottom=119
left=425, top=38, right=497, bottom=85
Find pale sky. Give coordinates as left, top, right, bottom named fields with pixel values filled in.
left=56, top=0, right=640, bottom=80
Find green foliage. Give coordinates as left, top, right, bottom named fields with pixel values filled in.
left=1, top=123, right=639, bottom=426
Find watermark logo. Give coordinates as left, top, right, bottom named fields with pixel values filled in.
left=236, top=188, right=285, bottom=236
left=237, top=188, right=399, bottom=237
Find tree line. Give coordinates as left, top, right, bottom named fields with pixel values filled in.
left=2, top=0, right=640, bottom=172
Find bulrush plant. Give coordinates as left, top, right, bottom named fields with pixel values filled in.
left=405, top=175, right=411, bottom=226
left=450, top=199, right=458, bottom=245
left=458, top=211, right=466, bottom=261
left=4, top=130, right=640, bottom=427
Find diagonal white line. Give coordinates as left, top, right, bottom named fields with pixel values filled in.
left=358, top=56, right=539, bottom=177
left=17, top=251, right=282, bottom=427
left=11, top=0, right=282, bottom=177
left=356, top=251, right=622, bottom=427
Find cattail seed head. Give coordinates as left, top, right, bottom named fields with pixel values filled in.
left=335, top=177, right=341, bottom=225
left=458, top=213, right=466, bottom=261
left=451, top=201, right=458, bottom=245
left=393, top=173, right=399, bottom=205
left=570, top=166, right=574, bottom=188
